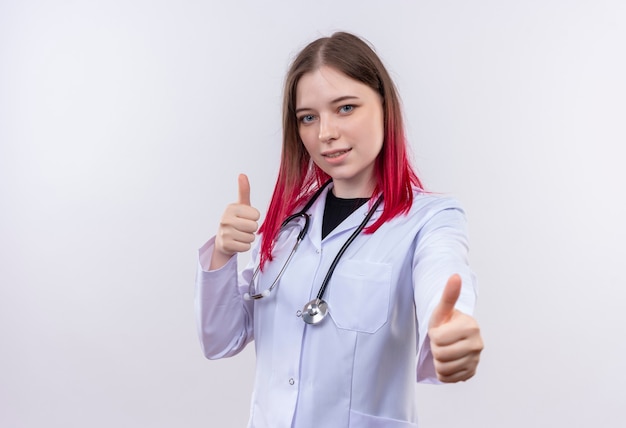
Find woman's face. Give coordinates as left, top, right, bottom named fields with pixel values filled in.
left=295, top=66, right=384, bottom=198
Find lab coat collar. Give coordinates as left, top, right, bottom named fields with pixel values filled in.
left=303, top=183, right=384, bottom=246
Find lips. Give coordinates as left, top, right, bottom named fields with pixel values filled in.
left=322, top=148, right=351, bottom=158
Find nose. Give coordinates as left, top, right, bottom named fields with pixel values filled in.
left=318, top=115, right=338, bottom=143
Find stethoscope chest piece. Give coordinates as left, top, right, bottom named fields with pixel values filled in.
left=301, top=299, right=329, bottom=325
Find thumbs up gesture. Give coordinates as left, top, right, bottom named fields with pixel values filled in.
left=428, top=274, right=484, bottom=383
left=210, top=174, right=261, bottom=270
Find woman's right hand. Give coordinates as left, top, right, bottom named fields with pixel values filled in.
left=210, top=174, right=260, bottom=270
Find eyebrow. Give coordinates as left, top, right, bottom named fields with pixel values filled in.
left=295, top=95, right=360, bottom=114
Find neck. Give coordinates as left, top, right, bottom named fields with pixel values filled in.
left=331, top=179, right=375, bottom=199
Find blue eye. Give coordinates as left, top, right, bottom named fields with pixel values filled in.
left=339, top=105, right=354, bottom=114
left=300, top=114, right=316, bottom=124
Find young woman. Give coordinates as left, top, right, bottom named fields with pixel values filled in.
left=196, top=32, right=483, bottom=428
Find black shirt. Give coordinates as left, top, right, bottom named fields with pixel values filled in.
left=321, top=191, right=370, bottom=239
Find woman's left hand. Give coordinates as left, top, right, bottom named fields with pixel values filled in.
left=428, top=274, right=484, bottom=383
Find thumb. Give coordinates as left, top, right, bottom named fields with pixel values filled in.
left=429, top=274, right=462, bottom=329
left=238, top=173, right=251, bottom=206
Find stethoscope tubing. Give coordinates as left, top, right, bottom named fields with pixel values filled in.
left=244, top=180, right=383, bottom=326
left=245, top=212, right=309, bottom=300
left=314, top=195, right=383, bottom=300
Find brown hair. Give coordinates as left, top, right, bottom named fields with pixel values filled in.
left=258, top=31, right=422, bottom=268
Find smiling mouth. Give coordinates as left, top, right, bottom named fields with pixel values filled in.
left=323, top=149, right=351, bottom=158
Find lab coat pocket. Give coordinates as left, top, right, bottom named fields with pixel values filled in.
left=328, top=260, right=391, bottom=333
left=349, top=409, right=417, bottom=427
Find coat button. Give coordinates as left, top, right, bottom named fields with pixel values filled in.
left=289, top=378, right=295, bottom=385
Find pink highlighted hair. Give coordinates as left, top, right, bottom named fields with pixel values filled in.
left=258, top=32, right=423, bottom=269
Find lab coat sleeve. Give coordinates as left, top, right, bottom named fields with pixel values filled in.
left=412, top=202, right=477, bottom=383
left=194, top=236, right=256, bottom=359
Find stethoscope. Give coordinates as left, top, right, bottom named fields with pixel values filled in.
left=244, top=180, right=383, bottom=325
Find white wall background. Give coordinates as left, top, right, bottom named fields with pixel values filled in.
left=1, top=1, right=625, bottom=427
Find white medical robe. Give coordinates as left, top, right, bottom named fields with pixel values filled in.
left=195, top=185, right=477, bottom=427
